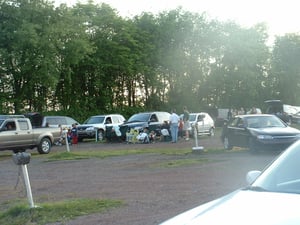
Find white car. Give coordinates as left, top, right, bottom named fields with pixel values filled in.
left=77, top=114, right=125, bottom=141
left=160, top=140, right=300, bottom=225
left=188, top=112, right=215, bottom=137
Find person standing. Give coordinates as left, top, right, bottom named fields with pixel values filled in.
left=183, top=106, right=191, bottom=140
left=169, top=109, right=180, bottom=143
left=71, top=123, right=78, bottom=145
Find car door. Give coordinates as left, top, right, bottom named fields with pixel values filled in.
left=196, top=114, right=205, bottom=133
left=226, top=117, right=249, bottom=148
left=201, top=114, right=210, bottom=132
left=148, top=113, right=160, bottom=132
left=16, top=119, right=34, bottom=147
left=0, top=120, right=18, bottom=149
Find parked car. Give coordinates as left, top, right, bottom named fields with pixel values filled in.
left=24, top=112, right=80, bottom=129
left=221, top=114, right=300, bottom=152
left=77, top=114, right=125, bottom=141
left=188, top=112, right=215, bottom=137
left=159, top=139, right=300, bottom=225
left=0, top=117, right=61, bottom=154
left=119, top=111, right=171, bottom=139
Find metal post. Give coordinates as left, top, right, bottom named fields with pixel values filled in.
left=192, top=124, right=203, bottom=151
left=95, top=128, right=98, bottom=142
left=21, top=165, right=35, bottom=208
left=64, top=130, right=70, bottom=152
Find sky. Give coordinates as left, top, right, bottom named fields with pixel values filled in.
left=55, top=0, right=300, bottom=38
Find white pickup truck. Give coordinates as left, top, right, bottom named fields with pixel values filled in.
left=0, top=117, right=61, bottom=154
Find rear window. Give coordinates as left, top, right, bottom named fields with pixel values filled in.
left=46, top=117, right=66, bottom=125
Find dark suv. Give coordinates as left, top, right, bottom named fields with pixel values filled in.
left=119, top=111, right=170, bottom=138
left=265, top=100, right=291, bottom=124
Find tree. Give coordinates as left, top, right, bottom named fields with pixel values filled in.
left=270, top=34, right=300, bottom=105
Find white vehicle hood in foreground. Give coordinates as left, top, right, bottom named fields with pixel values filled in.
left=160, top=189, right=300, bottom=225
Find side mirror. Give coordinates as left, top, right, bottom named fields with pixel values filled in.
left=246, top=170, right=261, bottom=185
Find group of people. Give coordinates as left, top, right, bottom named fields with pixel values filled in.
left=227, top=107, right=260, bottom=120
left=169, top=106, right=191, bottom=143
left=55, top=123, right=78, bottom=146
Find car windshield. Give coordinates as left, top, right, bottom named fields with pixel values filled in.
left=246, top=116, right=286, bottom=128
left=84, top=116, right=105, bottom=124
left=127, top=113, right=150, bottom=122
left=251, top=140, right=300, bottom=194
left=0, top=119, right=4, bottom=127
left=189, top=114, right=197, bottom=121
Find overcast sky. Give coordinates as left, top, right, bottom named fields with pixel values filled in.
left=55, top=0, right=300, bottom=38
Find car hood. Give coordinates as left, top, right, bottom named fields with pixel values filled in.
left=160, top=190, right=300, bottom=225
left=120, top=121, right=148, bottom=128
left=77, top=124, right=102, bottom=128
left=249, top=126, right=300, bottom=135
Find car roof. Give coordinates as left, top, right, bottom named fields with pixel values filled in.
left=91, top=114, right=124, bottom=117
left=236, top=114, right=275, bottom=118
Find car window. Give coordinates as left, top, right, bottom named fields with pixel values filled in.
left=105, top=117, right=112, bottom=124
left=18, top=120, right=29, bottom=130
left=85, top=116, right=105, bottom=124
left=189, top=114, right=196, bottom=121
left=237, top=118, right=245, bottom=128
left=247, top=116, right=285, bottom=128
left=128, top=113, right=150, bottom=122
left=66, top=117, right=78, bottom=125
left=253, top=141, right=300, bottom=194
left=229, top=117, right=239, bottom=127
left=47, top=117, right=66, bottom=125
left=4, top=121, right=16, bottom=130
left=150, top=114, right=158, bottom=122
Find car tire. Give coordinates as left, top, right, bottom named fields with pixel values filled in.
left=208, top=128, right=215, bottom=136
left=223, top=136, right=233, bottom=150
left=97, top=129, right=104, bottom=141
left=37, top=137, right=51, bottom=154
left=249, top=138, right=258, bottom=153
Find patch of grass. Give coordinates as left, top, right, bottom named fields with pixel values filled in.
left=46, top=148, right=193, bottom=161
left=155, top=158, right=212, bottom=168
left=0, top=198, right=123, bottom=225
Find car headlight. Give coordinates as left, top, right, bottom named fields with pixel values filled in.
left=86, top=126, right=95, bottom=131
left=257, top=135, right=273, bottom=140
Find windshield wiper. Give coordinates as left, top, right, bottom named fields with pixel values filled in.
left=244, top=186, right=268, bottom=192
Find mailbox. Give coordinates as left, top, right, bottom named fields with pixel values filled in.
left=12, top=152, right=31, bottom=165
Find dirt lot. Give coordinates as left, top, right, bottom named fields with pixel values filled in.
left=0, top=135, right=280, bottom=225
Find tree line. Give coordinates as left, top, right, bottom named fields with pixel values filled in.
left=1, top=0, right=300, bottom=122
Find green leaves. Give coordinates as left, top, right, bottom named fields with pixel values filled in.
left=1, top=0, right=299, bottom=117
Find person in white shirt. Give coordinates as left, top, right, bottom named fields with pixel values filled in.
left=169, top=109, right=180, bottom=143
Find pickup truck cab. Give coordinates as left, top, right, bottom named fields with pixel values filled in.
left=0, top=117, right=61, bottom=154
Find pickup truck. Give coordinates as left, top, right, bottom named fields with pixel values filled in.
left=0, top=117, right=61, bottom=154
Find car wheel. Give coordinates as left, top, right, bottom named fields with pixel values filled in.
left=208, top=128, right=215, bottom=136
left=249, top=138, right=258, bottom=153
left=97, top=129, right=104, bottom=141
left=223, top=136, right=232, bottom=150
left=38, top=137, right=51, bottom=154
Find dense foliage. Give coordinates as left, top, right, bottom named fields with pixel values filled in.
left=1, top=0, right=300, bottom=121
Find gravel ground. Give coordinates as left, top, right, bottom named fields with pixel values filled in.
left=0, top=135, right=280, bottom=225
